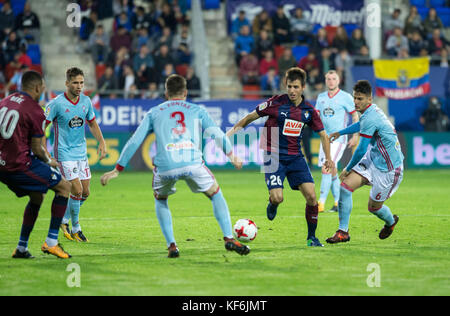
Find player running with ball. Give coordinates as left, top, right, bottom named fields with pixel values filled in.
left=100, top=74, right=250, bottom=258
left=326, top=80, right=404, bottom=244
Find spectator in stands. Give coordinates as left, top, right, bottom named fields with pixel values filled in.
left=404, top=6, right=423, bottom=38
left=122, top=64, right=135, bottom=98
left=383, top=8, right=404, bottom=37
left=290, top=8, right=313, bottom=45
left=335, top=49, right=354, bottom=92
left=311, top=27, right=330, bottom=54
left=260, top=67, right=280, bottom=97
left=132, top=6, right=153, bottom=31
left=252, top=10, right=273, bottom=37
left=272, top=5, right=292, bottom=45
left=157, top=2, right=178, bottom=33
left=420, top=96, right=449, bottom=131
left=160, top=63, right=176, bottom=88
left=89, top=24, right=109, bottom=64
left=80, top=10, right=98, bottom=41
left=331, top=26, right=350, bottom=53
left=428, top=28, right=450, bottom=57
left=0, top=1, right=15, bottom=38
left=132, top=27, right=150, bottom=53
left=349, top=28, right=367, bottom=56
left=115, top=11, right=133, bottom=33
left=231, top=10, right=250, bottom=40
left=143, top=82, right=161, bottom=99
left=127, top=84, right=140, bottom=99
left=2, top=31, right=23, bottom=63
left=172, top=23, right=192, bottom=51
left=155, top=26, right=174, bottom=51
left=172, top=43, right=191, bottom=65
left=17, top=44, right=31, bottom=67
left=259, top=50, right=278, bottom=76
left=186, top=66, right=201, bottom=98
left=5, top=64, right=28, bottom=95
left=440, top=48, right=449, bottom=67
left=277, top=47, right=297, bottom=80
left=98, top=65, right=119, bottom=98
left=386, top=27, right=409, bottom=56
left=133, top=45, right=154, bottom=74
left=305, top=67, right=324, bottom=99
left=234, top=25, right=254, bottom=65
left=423, top=8, right=444, bottom=38
left=113, top=0, right=132, bottom=18
left=153, top=44, right=175, bottom=83
left=298, top=51, right=319, bottom=74
left=254, top=29, right=274, bottom=60
left=318, top=47, right=335, bottom=74
left=14, top=1, right=40, bottom=42
left=110, top=25, right=132, bottom=53
left=111, top=46, right=131, bottom=79
left=354, top=45, right=372, bottom=65
left=408, top=30, right=427, bottom=57
left=239, top=52, right=259, bottom=85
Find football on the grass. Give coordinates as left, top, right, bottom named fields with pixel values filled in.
left=233, top=219, right=257, bottom=243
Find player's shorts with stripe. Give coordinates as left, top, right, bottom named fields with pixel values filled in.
left=58, top=159, right=91, bottom=181
left=263, top=152, right=314, bottom=191
left=318, top=139, right=347, bottom=167
left=152, top=163, right=216, bottom=197
left=352, top=150, right=403, bottom=202
left=0, top=157, right=62, bottom=197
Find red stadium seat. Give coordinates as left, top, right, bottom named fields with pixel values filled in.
left=95, top=64, right=107, bottom=81
left=325, top=25, right=338, bottom=45
left=29, top=64, right=43, bottom=74
left=274, top=45, right=285, bottom=60
left=242, top=84, right=261, bottom=100
left=175, top=64, right=188, bottom=77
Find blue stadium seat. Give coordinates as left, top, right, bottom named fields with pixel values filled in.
left=203, top=0, right=220, bottom=9
left=27, top=44, right=41, bottom=65
left=417, top=6, right=430, bottom=19
left=430, top=0, right=445, bottom=8
left=292, top=46, right=309, bottom=62
left=312, top=24, right=322, bottom=34
left=11, top=0, right=26, bottom=16
left=409, top=0, right=427, bottom=7
left=439, top=8, right=450, bottom=26
left=342, top=24, right=359, bottom=36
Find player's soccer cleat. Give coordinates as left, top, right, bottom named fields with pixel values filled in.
left=168, top=243, right=180, bottom=258
left=60, top=223, right=74, bottom=241
left=379, top=215, right=399, bottom=240
left=12, top=248, right=35, bottom=259
left=328, top=202, right=338, bottom=212
left=224, top=237, right=250, bottom=256
left=307, top=236, right=324, bottom=247
left=72, top=231, right=89, bottom=242
left=326, top=230, right=351, bottom=244
left=41, top=242, right=72, bottom=259
left=266, top=202, right=278, bottom=221
left=318, top=202, right=325, bottom=213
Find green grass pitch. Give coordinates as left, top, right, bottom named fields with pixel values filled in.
left=0, top=169, right=449, bottom=296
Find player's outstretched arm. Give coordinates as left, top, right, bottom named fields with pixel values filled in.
left=226, top=110, right=260, bottom=137
left=318, top=130, right=334, bottom=172
left=31, top=136, right=59, bottom=168
left=347, top=112, right=360, bottom=148
left=100, top=167, right=119, bottom=186
left=87, top=119, right=107, bottom=160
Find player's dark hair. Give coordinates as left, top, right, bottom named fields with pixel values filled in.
left=166, top=74, right=187, bottom=98
left=66, top=67, right=84, bottom=82
left=353, top=80, right=372, bottom=96
left=21, top=70, right=43, bottom=90
left=285, top=67, right=307, bottom=87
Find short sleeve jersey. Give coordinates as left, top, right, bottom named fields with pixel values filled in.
left=45, top=93, right=95, bottom=162
left=0, top=92, right=46, bottom=172
left=256, top=94, right=324, bottom=156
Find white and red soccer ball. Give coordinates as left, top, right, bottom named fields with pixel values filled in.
left=233, top=219, right=257, bottom=243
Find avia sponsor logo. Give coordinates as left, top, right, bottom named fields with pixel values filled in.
left=69, top=116, right=84, bottom=128
left=166, top=141, right=195, bottom=151
left=413, top=136, right=450, bottom=166
left=282, top=119, right=304, bottom=137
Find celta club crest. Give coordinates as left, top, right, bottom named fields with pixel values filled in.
left=397, top=69, right=410, bottom=88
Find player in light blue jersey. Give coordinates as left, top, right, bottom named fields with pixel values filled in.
left=100, top=74, right=250, bottom=258
left=315, top=70, right=359, bottom=213
left=326, top=80, right=404, bottom=244
left=45, top=68, right=107, bottom=242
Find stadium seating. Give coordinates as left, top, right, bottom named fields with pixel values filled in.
left=430, top=0, right=445, bottom=8
left=204, top=0, right=220, bottom=10
left=343, top=24, right=359, bottom=37
left=439, top=8, right=450, bottom=27
left=11, top=0, right=26, bottom=16
left=175, top=64, right=188, bottom=77
left=292, top=46, right=309, bottom=62
left=95, top=64, right=107, bottom=81
left=242, top=84, right=261, bottom=100
left=26, top=44, right=41, bottom=65
left=410, top=0, right=427, bottom=7
left=29, top=64, right=43, bottom=74
left=274, top=45, right=286, bottom=59
left=312, top=24, right=322, bottom=34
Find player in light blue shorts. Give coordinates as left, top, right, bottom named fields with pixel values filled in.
left=326, top=80, right=404, bottom=244
left=45, top=67, right=107, bottom=242
left=100, top=74, right=250, bottom=258
left=315, top=70, right=360, bottom=213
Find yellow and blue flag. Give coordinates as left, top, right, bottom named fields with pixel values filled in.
left=373, top=57, right=430, bottom=100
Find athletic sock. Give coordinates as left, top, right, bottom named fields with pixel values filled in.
left=46, top=195, right=69, bottom=247
left=80, top=196, right=87, bottom=207
left=155, top=198, right=176, bottom=247
left=331, top=176, right=340, bottom=205
left=319, top=173, right=332, bottom=205
left=305, top=204, right=318, bottom=239
left=210, top=189, right=233, bottom=239
left=69, top=195, right=82, bottom=233
left=338, top=184, right=353, bottom=232
left=17, top=202, right=41, bottom=251
left=370, top=204, right=395, bottom=227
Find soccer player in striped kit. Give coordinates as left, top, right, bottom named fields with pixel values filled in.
left=326, top=80, right=404, bottom=244
left=315, top=70, right=359, bottom=213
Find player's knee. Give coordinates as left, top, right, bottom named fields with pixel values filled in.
left=270, top=195, right=283, bottom=205
left=56, top=179, right=71, bottom=197
left=82, top=189, right=90, bottom=199
left=305, top=193, right=317, bottom=206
